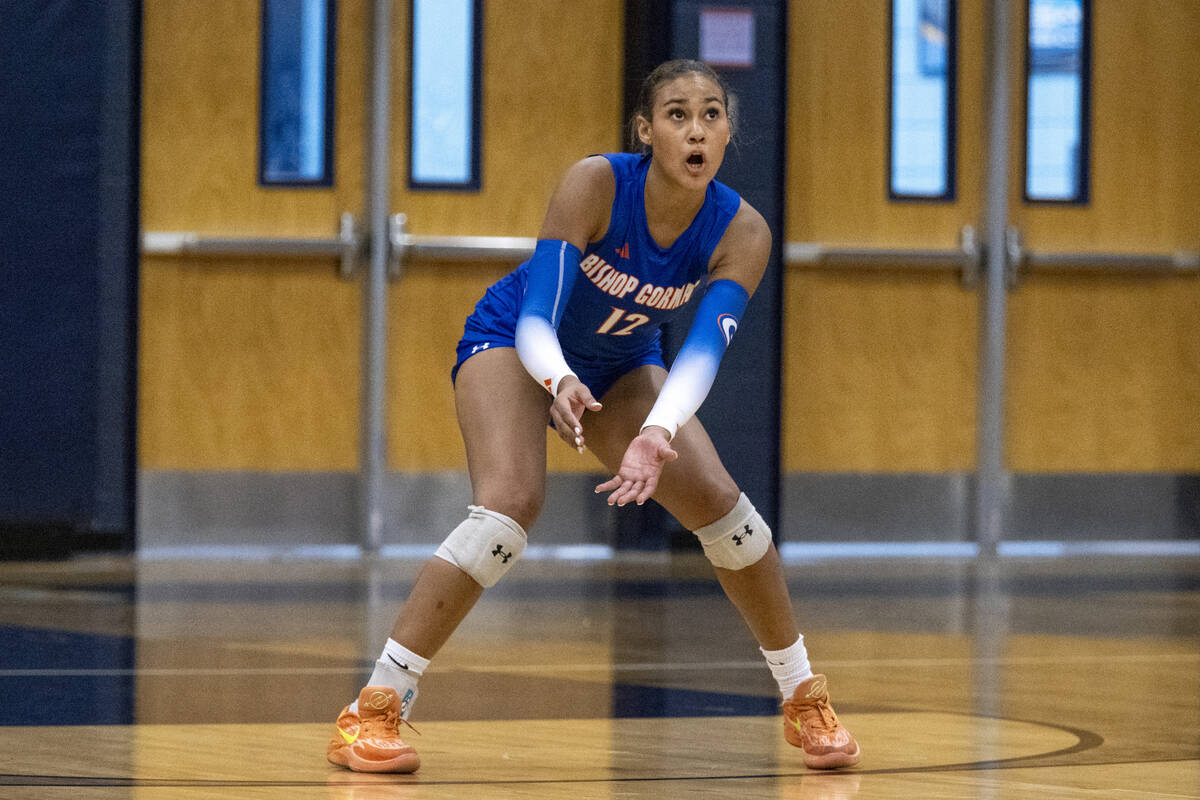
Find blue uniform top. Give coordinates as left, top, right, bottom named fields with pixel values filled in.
left=556, top=152, right=742, bottom=367
left=454, top=153, right=743, bottom=394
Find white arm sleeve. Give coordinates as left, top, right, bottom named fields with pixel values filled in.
left=642, top=279, right=750, bottom=439
left=515, top=239, right=582, bottom=395
left=515, top=315, right=575, bottom=395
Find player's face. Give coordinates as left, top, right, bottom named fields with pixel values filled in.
left=638, top=73, right=731, bottom=190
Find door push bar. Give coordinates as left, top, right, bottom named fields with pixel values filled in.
left=785, top=226, right=982, bottom=286
left=141, top=212, right=362, bottom=279
left=386, top=213, right=536, bottom=280
left=1004, top=226, right=1199, bottom=286
left=142, top=218, right=1196, bottom=286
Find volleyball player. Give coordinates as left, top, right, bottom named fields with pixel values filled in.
left=327, top=59, right=860, bottom=773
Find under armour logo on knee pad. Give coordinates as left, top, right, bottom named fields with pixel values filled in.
left=732, top=524, right=754, bottom=546
left=436, top=506, right=526, bottom=588
left=694, top=495, right=769, bottom=570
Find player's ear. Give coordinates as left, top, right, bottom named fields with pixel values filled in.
left=636, top=115, right=653, bottom=148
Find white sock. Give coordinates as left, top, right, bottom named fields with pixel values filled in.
left=350, top=638, right=430, bottom=719
left=761, top=634, right=814, bottom=700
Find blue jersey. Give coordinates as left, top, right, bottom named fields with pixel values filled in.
left=556, top=153, right=741, bottom=368
left=454, top=153, right=742, bottom=396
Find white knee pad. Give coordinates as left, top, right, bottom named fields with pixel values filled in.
left=692, top=492, right=771, bottom=570
left=435, top=505, right=527, bottom=588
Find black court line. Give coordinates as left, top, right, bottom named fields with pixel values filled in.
left=0, top=714, right=1117, bottom=788
left=26, top=568, right=1200, bottom=605
left=5, top=759, right=1194, bottom=789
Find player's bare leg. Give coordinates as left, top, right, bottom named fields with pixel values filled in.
left=330, top=348, right=551, bottom=774
left=586, top=365, right=860, bottom=768
left=585, top=364, right=799, bottom=647
left=390, top=347, right=551, bottom=657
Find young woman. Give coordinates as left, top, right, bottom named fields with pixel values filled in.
left=327, top=60, right=860, bottom=774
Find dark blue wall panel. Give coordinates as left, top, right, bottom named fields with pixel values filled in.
left=0, top=1, right=139, bottom=551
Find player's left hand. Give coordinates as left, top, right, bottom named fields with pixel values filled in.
left=595, top=427, right=678, bottom=506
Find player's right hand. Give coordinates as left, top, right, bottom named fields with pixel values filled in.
left=550, top=375, right=602, bottom=453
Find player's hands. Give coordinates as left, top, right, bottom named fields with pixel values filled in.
left=595, top=427, right=678, bottom=506
left=551, top=375, right=602, bottom=453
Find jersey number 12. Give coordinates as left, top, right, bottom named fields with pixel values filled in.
left=596, top=307, right=650, bottom=336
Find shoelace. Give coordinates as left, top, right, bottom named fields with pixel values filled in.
left=360, top=709, right=422, bottom=739
left=789, top=698, right=840, bottom=732
left=811, top=701, right=839, bottom=731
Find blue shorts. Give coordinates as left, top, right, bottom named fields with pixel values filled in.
left=451, top=269, right=666, bottom=402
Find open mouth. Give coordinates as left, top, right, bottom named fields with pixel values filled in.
left=686, top=152, right=705, bottom=170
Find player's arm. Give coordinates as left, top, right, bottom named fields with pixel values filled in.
left=640, top=200, right=771, bottom=440
left=515, top=157, right=614, bottom=450
left=597, top=201, right=771, bottom=506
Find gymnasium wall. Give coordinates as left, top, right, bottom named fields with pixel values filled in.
left=1005, top=1, right=1200, bottom=472
left=784, top=0, right=1199, bottom=474
left=139, top=2, right=1198, bottom=546
left=141, top=0, right=366, bottom=472
left=140, top=1, right=623, bottom=477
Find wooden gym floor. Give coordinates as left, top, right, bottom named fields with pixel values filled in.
left=0, top=550, right=1196, bottom=799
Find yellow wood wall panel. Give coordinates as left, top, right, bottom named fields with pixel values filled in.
left=140, top=1, right=367, bottom=471
left=782, top=271, right=978, bottom=472
left=141, top=0, right=365, bottom=234
left=1008, top=278, right=1200, bottom=472
left=390, top=0, right=624, bottom=237
left=786, top=0, right=984, bottom=247
left=1015, top=0, right=1200, bottom=251
left=1008, top=0, right=1200, bottom=471
left=139, top=259, right=360, bottom=470
left=142, top=0, right=621, bottom=473
left=784, top=0, right=1198, bottom=473
left=782, top=2, right=983, bottom=471
left=386, top=262, right=501, bottom=472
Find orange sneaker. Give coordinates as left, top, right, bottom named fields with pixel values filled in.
left=782, top=674, right=861, bottom=769
left=327, top=686, right=420, bottom=773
